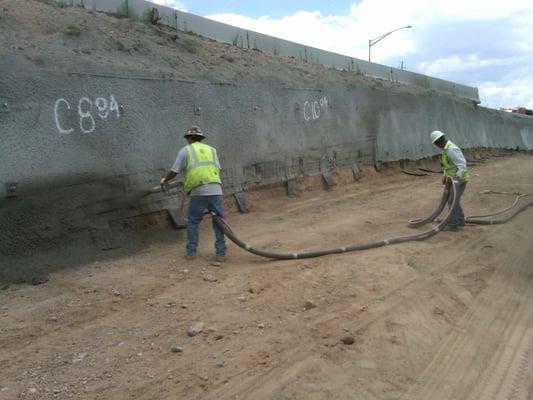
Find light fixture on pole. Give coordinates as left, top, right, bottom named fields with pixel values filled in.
left=368, top=25, right=412, bottom=63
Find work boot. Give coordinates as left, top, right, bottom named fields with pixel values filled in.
left=184, top=254, right=197, bottom=260
left=209, top=255, right=226, bottom=267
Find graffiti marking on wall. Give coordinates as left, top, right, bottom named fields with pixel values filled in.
left=54, top=95, right=120, bottom=135
left=303, top=96, right=328, bottom=121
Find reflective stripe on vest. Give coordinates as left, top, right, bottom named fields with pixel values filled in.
left=441, top=140, right=470, bottom=183
left=185, top=144, right=218, bottom=170
left=184, top=142, right=221, bottom=193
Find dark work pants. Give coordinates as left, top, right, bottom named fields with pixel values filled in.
left=448, top=182, right=467, bottom=227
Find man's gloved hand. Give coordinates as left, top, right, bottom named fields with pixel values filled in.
left=160, top=177, right=167, bottom=191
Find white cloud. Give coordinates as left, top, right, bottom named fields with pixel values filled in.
left=206, top=0, right=533, bottom=109
left=418, top=55, right=525, bottom=76
left=480, top=81, right=533, bottom=109
left=207, top=11, right=364, bottom=58
left=150, top=0, right=187, bottom=11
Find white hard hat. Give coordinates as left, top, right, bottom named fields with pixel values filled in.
left=430, top=130, right=445, bottom=143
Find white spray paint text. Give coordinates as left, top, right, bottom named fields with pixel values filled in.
left=54, top=95, right=120, bottom=135
left=303, top=97, right=328, bottom=122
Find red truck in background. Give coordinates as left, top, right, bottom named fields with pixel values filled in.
left=514, top=107, right=533, bottom=115
left=500, top=107, right=533, bottom=116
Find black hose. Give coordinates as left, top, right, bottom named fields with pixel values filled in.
left=211, top=180, right=458, bottom=260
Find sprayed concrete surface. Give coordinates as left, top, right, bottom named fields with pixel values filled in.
left=1, top=154, right=533, bottom=399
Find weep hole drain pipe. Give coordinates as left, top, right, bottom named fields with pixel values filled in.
left=211, top=180, right=458, bottom=260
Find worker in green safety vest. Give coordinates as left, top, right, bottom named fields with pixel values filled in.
left=161, top=126, right=226, bottom=263
left=430, top=130, right=470, bottom=231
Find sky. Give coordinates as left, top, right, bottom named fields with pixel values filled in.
left=152, top=0, right=533, bottom=110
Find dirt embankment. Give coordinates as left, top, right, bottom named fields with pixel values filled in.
left=1, top=154, right=532, bottom=399
left=1, top=0, right=405, bottom=91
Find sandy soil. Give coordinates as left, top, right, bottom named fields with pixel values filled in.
left=1, top=154, right=532, bottom=400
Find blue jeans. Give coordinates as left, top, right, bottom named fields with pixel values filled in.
left=186, top=195, right=226, bottom=256
left=448, top=181, right=467, bottom=227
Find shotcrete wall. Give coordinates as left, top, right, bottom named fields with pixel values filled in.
left=1, top=59, right=533, bottom=258
left=374, top=93, right=533, bottom=161
left=1, top=68, right=379, bottom=199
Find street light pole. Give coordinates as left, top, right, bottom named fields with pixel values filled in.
left=368, top=25, right=412, bottom=63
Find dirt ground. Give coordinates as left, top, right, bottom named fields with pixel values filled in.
left=1, top=154, right=532, bottom=400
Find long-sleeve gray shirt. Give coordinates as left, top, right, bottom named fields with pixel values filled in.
left=445, top=143, right=468, bottom=179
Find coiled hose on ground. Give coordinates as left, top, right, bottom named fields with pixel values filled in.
left=465, top=192, right=533, bottom=225
left=211, top=180, right=459, bottom=260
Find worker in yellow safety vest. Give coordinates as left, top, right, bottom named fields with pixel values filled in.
left=430, top=130, right=470, bottom=231
left=161, top=126, right=226, bottom=262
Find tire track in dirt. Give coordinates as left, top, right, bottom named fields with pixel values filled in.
left=465, top=276, right=533, bottom=400
left=401, top=217, right=533, bottom=400
left=504, top=332, right=533, bottom=400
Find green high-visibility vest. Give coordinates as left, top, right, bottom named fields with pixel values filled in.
left=183, top=142, right=222, bottom=193
left=441, top=140, right=470, bottom=183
